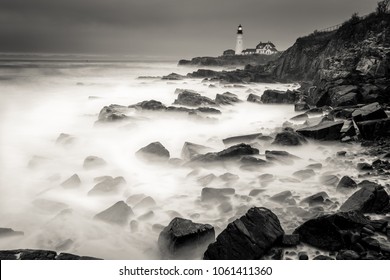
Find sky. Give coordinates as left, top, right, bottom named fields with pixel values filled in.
left=0, top=0, right=380, bottom=59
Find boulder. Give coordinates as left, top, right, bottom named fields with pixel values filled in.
left=356, top=118, right=390, bottom=140
left=83, top=156, right=106, bottom=170
left=0, top=249, right=99, bottom=260
left=339, top=184, right=389, bottom=213
left=55, top=133, right=75, bottom=145
left=335, top=92, right=359, bottom=106
left=94, top=201, right=134, bottom=225
left=293, top=211, right=369, bottom=251
left=357, top=162, right=373, bottom=171
left=217, top=143, right=259, bottom=158
left=222, top=133, right=263, bottom=145
left=281, top=234, right=300, bottom=247
left=162, top=73, right=185, bottom=80
left=352, top=102, right=387, bottom=123
left=336, top=176, right=357, bottom=191
left=158, top=218, right=215, bottom=258
left=261, top=89, right=297, bottom=104
left=131, top=100, right=167, bottom=111
left=201, top=187, right=235, bottom=202
left=293, top=169, right=315, bottom=180
left=204, top=207, right=284, bottom=259
left=97, top=104, right=129, bottom=122
left=136, top=142, right=170, bottom=161
left=270, top=191, right=293, bottom=204
left=215, top=92, right=240, bottom=105
left=88, top=176, right=126, bottom=196
left=174, top=91, right=216, bottom=107
left=296, top=121, right=344, bottom=140
left=133, top=196, right=156, bottom=210
left=265, top=150, right=299, bottom=165
left=197, top=174, right=217, bottom=187
left=290, top=113, right=309, bottom=121
left=181, top=142, right=211, bottom=160
left=60, top=174, right=81, bottom=189
left=0, top=228, right=24, bottom=238
left=272, top=127, right=307, bottom=146
left=319, top=175, right=339, bottom=186
left=294, top=102, right=310, bottom=112
left=247, top=93, right=262, bottom=104
left=301, top=192, right=331, bottom=206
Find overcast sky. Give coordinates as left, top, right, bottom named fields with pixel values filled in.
left=0, top=0, right=379, bottom=59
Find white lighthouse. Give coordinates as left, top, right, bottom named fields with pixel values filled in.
left=235, top=24, right=244, bottom=55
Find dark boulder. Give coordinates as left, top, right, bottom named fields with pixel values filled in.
left=60, top=174, right=81, bottom=189
left=337, top=176, right=357, bottom=191
left=215, top=92, right=240, bottom=105
left=356, top=118, right=390, bottom=140
left=204, top=207, right=284, bottom=259
left=218, top=143, right=259, bottom=158
left=261, top=89, right=298, bottom=104
left=247, top=93, right=262, bottom=104
left=136, top=142, right=170, bottom=161
left=195, top=107, right=221, bottom=114
left=293, top=211, right=369, bottom=251
left=174, top=91, right=216, bottom=107
left=336, top=250, right=360, bottom=260
left=162, top=73, right=185, bottom=80
left=272, top=127, right=307, bottom=146
left=296, top=121, right=344, bottom=140
left=357, top=162, right=373, bottom=171
left=339, top=184, right=389, bottom=213
left=281, top=234, right=300, bottom=247
left=294, top=102, right=310, bottom=112
left=301, top=192, right=331, bottom=206
left=131, top=100, right=167, bottom=111
left=352, top=102, right=387, bottom=123
left=158, top=218, right=215, bottom=258
left=222, top=133, right=263, bottom=145
left=94, top=201, right=134, bottom=225
left=98, top=104, right=129, bottom=122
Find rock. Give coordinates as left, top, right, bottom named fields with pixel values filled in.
left=88, top=176, right=126, bottom=196
left=336, top=250, right=360, bottom=260
left=136, top=142, right=170, bottom=161
left=201, top=187, right=235, bottom=202
left=174, top=91, right=216, bottom=107
left=293, top=211, right=369, bottom=251
left=301, top=192, right=330, bottom=206
left=270, top=191, right=293, bottom=204
left=339, top=184, right=389, bottom=213
left=162, top=73, right=185, bottom=80
left=281, top=234, right=300, bottom=247
left=174, top=88, right=198, bottom=95
left=133, top=196, right=156, bottom=210
left=337, top=176, right=357, bottom=191
left=94, top=201, right=134, bottom=225
left=335, top=92, right=359, bottom=107
left=295, top=102, right=310, bottom=111
left=247, top=93, right=262, bottom=104
left=261, top=89, right=297, bottom=104
left=0, top=228, right=24, bottom=238
left=138, top=211, right=154, bottom=221
left=195, top=107, right=221, bottom=114
left=158, top=218, right=215, bottom=258
left=239, top=156, right=269, bottom=168
left=197, top=174, right=217, bottom=186
left=313, top=255, right=334, bottom=260
left=265, top=150, right=299, bottom=165
left=181, top=142, right=211, bottom=160
left=248, top=189, right=265, bottom=196
left=204, top=207, right=284, bottom=260
left=222, top=133, right=263, bottom=145
left=130, top=220, right=139, bottom=232
left=293, top=169, right=315, bottom=180
left=298, top=252, right=309, bottom=260
left=60, top=174, right=81, bottom=189
left=32, top=199, right=68, bottom=212
left=219, top=173, right=239, bottom=182
left=319, top=175, right=339, bottom=186
left=272, top=127, right=307, bottom=146
left=215, top=92, right=240, bottom=105
left=131, top=100, right=167, bottom=111
left=290, top=113, right=309, bottom=121
left=296, top=121, right=344, bottom=140
left=83, top=156, right=107, bottom=170
left=126, top=194, right=147, bottom=205
left=306, top=163, right=322, bottom=169
left=55, top=133, right=75, bottom=145
left=218, top=143, right=259, bottom=158
left=97, top=104, right=129, bottom=122
left=357, top=162, right=373, bottom=171
left=352, top=102, right=388, bottom=123
left=356, top=118, right=390, bottom=140
left=337, top=151, right=347, bottom=157
left=0, top=249, right=99, bottom=260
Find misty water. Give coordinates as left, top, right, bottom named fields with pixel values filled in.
left=0, top=60, right=379, bottom=259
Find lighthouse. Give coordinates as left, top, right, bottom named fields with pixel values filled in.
left=235, top=24, right=244, bottom=55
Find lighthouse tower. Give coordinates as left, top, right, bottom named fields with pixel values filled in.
left=235, top=24, right=244, bottom=55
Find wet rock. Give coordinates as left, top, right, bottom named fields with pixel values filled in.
left=193, top=144, right=259, bottom=163
left=174, top=88, right=198, bottom=95
left=337, top=151, right=347, bottom=157
left=357, top=162, right=373, bottom=171
left=0, top=249, right=100, bottom=260
left=296, top=121, right=344, bottom=140
left=88, top=176, right=126, bottom=196
left=306, top=163, right=322, bottom=170
left=272, top=127, right=307, bottom=146
left=55, top=133, right=75, bottom=145
left=181, top=142, right=211, bottom=160
left=298, top=252, right=309, bottom=260
left=239, top=156, right=268, bottom=168
left=336, top=176, right=357, bottom=191
left=340, top=120, right=357, bottom=138
left=83, top=156, right=107, bottom=170
left=265, top=150, right=299, bottom=165
left=295, top=102, right=310, bottom=112
left=0, top=228, right=24, bottom=238
left=131, top=100, right=167, bottom=111
left=247, top=93, right=262, bottom=104
left=339, top=184, right=389, bottom=213
left=162, top=73, right=185, bottom=80
left=138, top=211, right=154, bottom=221
left=248, top=189, right=265, bottom=196
left=218, top=201, right=233, bottom=213
left=97, top=104, right=129, bottom=122
left=60, top=174, right=81, bottom=189
left=197, top=174, right=217, bottom=186
left=204, top=207, right=284, bottom=260
left=94, top=201, right=134, bottom=225
left=261, top=89, right=297, bottom=104
left=356, top=118, right=390, bottom=140
left=319, top=175, right=339, bottom=186
left=136, top=142, right=170, bottom=161
left=219, top=173, right=239, bottom=182
left=302, top=192, right=331, bottom=206
left=336, top=250, right=360, bottom=260
left=290, top=113, right=309, bottom=121
left=158, top=218, right=215, bottom=258
left=126, top=194, right=147, bottom=206
left=174, top=91, right=216, bottom=107
left=222, top=133, right=263, bottom=145
left=352, top=102, right=388, bottom=123
left=293, top=211, right=369, bottom=251
left=313, top=255, right=334, bottom=260
left=270, top=191, right=293, bottom=203
left=201, top=187, right=235, bottom=202
left=215, top=92, right=240, bottom=105
left=133, top=196, right=156, bottom=210
left=293, top=169, right=315, bottom=180
left=195, top=107, right=221, bottom=114
left=281, top=234, right=300, bottom=247
left=372, top=159, right=390, bottom=170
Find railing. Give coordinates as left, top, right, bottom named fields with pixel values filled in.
left=315, top=13, right=371, bottom=34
